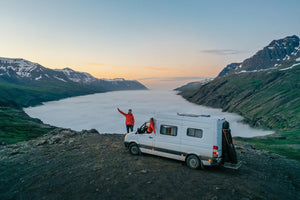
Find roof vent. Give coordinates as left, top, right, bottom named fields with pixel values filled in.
left=177, top=113, right=210, bottom=117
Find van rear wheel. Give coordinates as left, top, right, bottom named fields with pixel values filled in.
left=129, top=143, right=140, bottom=155
left=186, top=155, right=200, bottom=169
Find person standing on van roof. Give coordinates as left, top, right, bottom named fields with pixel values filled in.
left=117, top=108, right=135, bottom=133
left=146, top=117, right=156, bottom=134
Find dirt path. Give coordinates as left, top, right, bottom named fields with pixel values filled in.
left=0, top=129, right=299, bottom=200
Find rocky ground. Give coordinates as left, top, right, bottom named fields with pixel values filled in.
left=0, top=129, right=299, bottom=200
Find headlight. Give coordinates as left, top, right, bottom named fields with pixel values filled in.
left=124, top=134, right=127, bottom=140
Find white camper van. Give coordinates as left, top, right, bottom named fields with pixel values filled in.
left=124, top=113, right=240, bottom=169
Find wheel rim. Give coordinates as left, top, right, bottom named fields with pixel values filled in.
left=190, top=158, right=198, bottom=168
left=188, top=156, right=200, bottom=169
left=131, top=145, right=138, bottom=154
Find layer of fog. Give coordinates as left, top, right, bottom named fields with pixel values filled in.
left=24, top=90, right=273, bottom=137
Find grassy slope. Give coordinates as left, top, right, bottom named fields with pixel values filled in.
left=0, top=81, right=99, bottom=144
left=178, top=65, right=300, bottom=160
left=0, top=107, right=55, bottom=144
left=236, top=129, right=300, bottom=161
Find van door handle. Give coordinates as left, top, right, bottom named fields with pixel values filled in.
left=149, top=136, right=153, bottom=139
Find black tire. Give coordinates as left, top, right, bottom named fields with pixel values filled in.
left=186, top=155, right=200, bottom=169
left=129, top=143, right=140, bottom=155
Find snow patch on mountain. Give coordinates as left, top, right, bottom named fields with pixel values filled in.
left=16, top=71, right=31, bottom=78
left=101, top=78, right=125, bottom=82
left=235, top=67, right=279, bottom=74
left=54, top=68, right=97, bottom=83
left=279, top=63, right=300, bottom=71
left=35, top=75, right=42, bottom=80
left=54, top=76, right=67, bottom=82
left=283, top=55, right=290, bottom=61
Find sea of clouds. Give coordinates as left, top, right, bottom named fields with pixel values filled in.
left=25, top=90, right=273, bottom=137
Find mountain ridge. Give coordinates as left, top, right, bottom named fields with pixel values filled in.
left=0, top=57, right=147, bottom=108
left=0, top=56, right=145, bottom=86
left=218, top=35, right=300, bottom=77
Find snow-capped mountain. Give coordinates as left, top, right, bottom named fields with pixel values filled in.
left=218, top=35, right=300, bottom=76
left=54, top=68, right=97, bottom=84
left=0, top=57, right=146, bottom=90
left=0, top=57, right=147, bottom=107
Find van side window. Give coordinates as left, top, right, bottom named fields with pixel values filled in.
left=160, top=125, right=177, bottom=136
left=187, top=128, right=203, bottom=138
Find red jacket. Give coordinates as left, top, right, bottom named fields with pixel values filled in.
left=118, top=108, right=135, bottom=126
left=147, top=121, right=156, bottom=134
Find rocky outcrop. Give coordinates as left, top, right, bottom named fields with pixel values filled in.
left=218, top=63, right=242, bottom=77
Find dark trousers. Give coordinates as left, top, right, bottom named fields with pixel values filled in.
left=126, top=125, right=133, bottom=133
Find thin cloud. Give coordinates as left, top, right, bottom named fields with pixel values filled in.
left=137, top=77, right=209, bottom=81
left=87, top=62, right=105, bottom=67
left=201, top=49, right=244, bottom=55
left=159, top=77, right=209, bottom=82
left=144, top=66, right=170, bottom=71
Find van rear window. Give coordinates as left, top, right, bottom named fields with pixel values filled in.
left=187, top=128, right=203, bottom=138
left=160, top=125, right=177, bottom=136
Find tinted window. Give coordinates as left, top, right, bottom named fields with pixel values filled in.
left=187, top=128, right=203, bottom=138
left=160, top=125, right=177, bottom=136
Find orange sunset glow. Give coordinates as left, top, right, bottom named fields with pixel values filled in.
left=0, top=1, right=299, bottom=89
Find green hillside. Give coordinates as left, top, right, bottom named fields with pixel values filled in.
left=180, top=65, right=300, bottom=130
left=0, top=81, right=103, bottom=108
left=0, top=107, right=55, bottom=144
left=178, top=64, right=300, bottom=160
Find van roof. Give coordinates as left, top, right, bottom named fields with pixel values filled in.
left=154, top=113, right=225, bottom=123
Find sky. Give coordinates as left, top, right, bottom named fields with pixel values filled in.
left=0, top=0, right=299, bottom=89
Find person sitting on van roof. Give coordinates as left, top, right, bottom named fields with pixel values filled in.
left=145, top=117, right=156, bottom=134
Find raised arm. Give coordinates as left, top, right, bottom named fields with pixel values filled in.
left=117, top=108, right=126, bottom=116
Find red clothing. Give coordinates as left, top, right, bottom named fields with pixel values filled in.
left=147, top=121, right=156, bottom=134
left=118, top=108, right=135, bottom=126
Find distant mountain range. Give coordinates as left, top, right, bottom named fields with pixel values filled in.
left=0, top=57, right=147, bottom=107
left=177, top=35, right=300, bottom=131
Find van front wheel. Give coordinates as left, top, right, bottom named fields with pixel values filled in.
left=129, top=143, right=140, bottom=155
left=186, top=155, right=200, bottom=169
